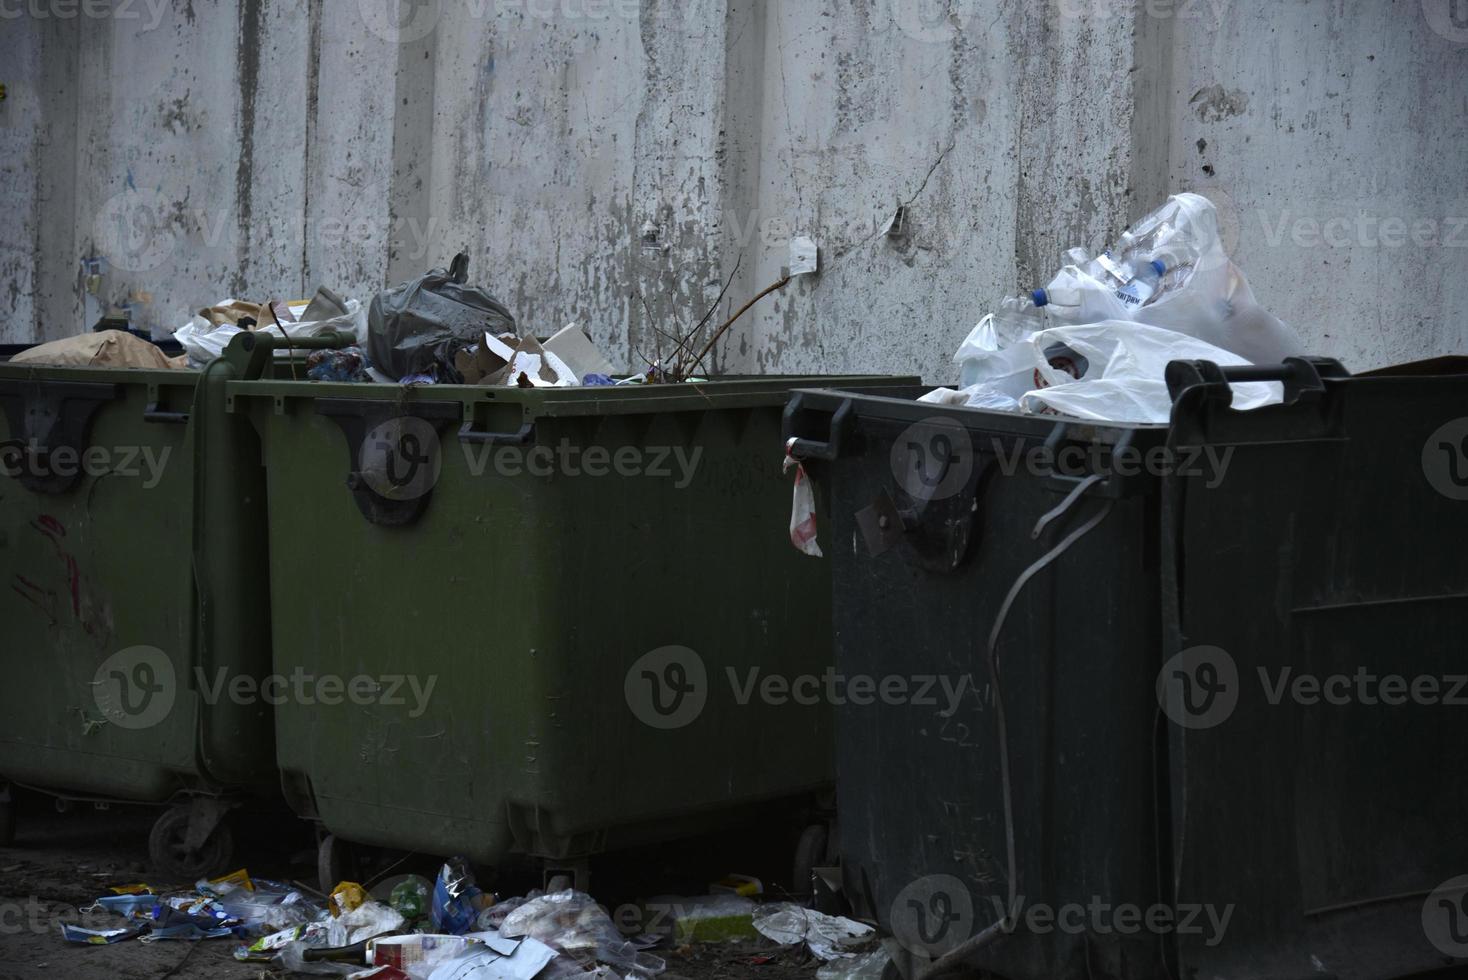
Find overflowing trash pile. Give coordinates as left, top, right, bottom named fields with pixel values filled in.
left=172, top=254, right=625, bottom=388
left=13, top=242, right=829, bottom=388
left=924, top=193, right=1304, bottom=423
left=59, top=861, right=886, bottom=979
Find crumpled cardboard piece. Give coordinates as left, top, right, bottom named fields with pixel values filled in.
left=10, top=330, right=185, bottom=370
left=456, top=333, right=577, bottom=387
left=543, top=323, right=616, bottom=380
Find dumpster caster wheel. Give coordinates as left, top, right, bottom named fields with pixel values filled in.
left=318, top=834, right=358, bottom=895
left=149, top=806, right=233, bottom=879
left=793, top=822, right=832, bottom=896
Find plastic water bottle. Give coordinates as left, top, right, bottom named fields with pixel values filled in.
left=1114, top=259, right=1166, bottom=308
left=1031, top=264, right=1129, bottom=325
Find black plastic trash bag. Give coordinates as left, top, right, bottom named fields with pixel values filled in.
left=367, top=253, right=517, bottom=381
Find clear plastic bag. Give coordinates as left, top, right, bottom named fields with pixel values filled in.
left=1106, top=193, right=1303, bottom=363
left=499, top=890, right=665, bottom=975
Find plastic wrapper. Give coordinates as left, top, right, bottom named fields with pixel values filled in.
left=59, top=922, right=148, bottom=944
left=82, top=893, right=156, bottom=919
left=474, top=895, right=529, bottom=932
left=215, top=878, right=317, bottom=934
left=782, top=440, right=823, bottom=557
left=751, top=904, right=875, bottom=961
left=332, top=882, right=369, bottom=917
left=328, top=900, right=405, bottom=947
left=390, top=876, right=433, bottom=923
left=498, top=889, right=664, bottom=975
left=235, top=921, right=329, bottom=961
left=308, top=346, right=369, bottom=382
left=431, top=858, right=488, bottom=935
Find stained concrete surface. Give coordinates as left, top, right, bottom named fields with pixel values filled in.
left=0, top=1, right=1464, bottom=380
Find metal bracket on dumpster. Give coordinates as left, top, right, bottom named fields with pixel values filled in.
left=1034, top=423, right=1145, bottom=500
left=143, top=383, right=191, bottom=425
left=856, top=451, right=989, bottom=572
left=0, top=379, right=122, bottom=494
left=317, top=399, right=463, bottom=527
left=1166, top=356, right=1349, bottom=409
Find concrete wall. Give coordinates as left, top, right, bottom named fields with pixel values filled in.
left=1, top=0, right=1464, bottom=379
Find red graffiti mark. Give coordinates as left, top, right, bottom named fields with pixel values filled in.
left=11, top=575, right=58, bottom=626
left=23, top=515, right=83, bottom=622
left=65, top=553, right=80, bottom=619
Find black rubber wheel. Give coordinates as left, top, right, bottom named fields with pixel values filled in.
left=0, top=795, right=15, bottom=846
left=148, top=806, right=233, bottom=879
left=792, top=822, right=830, bottom=896
left=318, top=833, right=357, bottom=895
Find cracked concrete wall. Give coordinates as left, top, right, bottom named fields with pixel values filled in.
left=1, top=0, right=1464, bottom=378
left=1158, top=1, right=1468, bottom=369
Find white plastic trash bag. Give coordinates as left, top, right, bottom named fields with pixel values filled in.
left=1016, top=321, right=1283, bottom=423
left=174, top=298, right=366, bottom=367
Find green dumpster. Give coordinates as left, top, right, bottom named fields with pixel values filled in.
left=0, top=335, right=344, bottom=874
left=224, top=367, right=916, bottom=888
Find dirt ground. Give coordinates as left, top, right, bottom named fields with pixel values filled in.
left=0, top=791, right=838, bottom=980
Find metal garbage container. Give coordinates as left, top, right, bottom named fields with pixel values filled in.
left=0, top=334, right=346, bottom=876
left=225, top=364, right=917, bottom=891
left=784, top=357, right=1468, bottom=980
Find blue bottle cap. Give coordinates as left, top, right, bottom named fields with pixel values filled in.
left=1150, top=259, right=1166, bottom=276
left=1031, top=289, right=1049, bottom=307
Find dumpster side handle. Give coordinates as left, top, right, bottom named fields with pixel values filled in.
left=1165, top=355, right=1349, bottom=407
left=783, top=395, right=852, bottom=462
left=143, top=403, right=190, bottom=424
left=457, top=419, right=536, bottom=446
